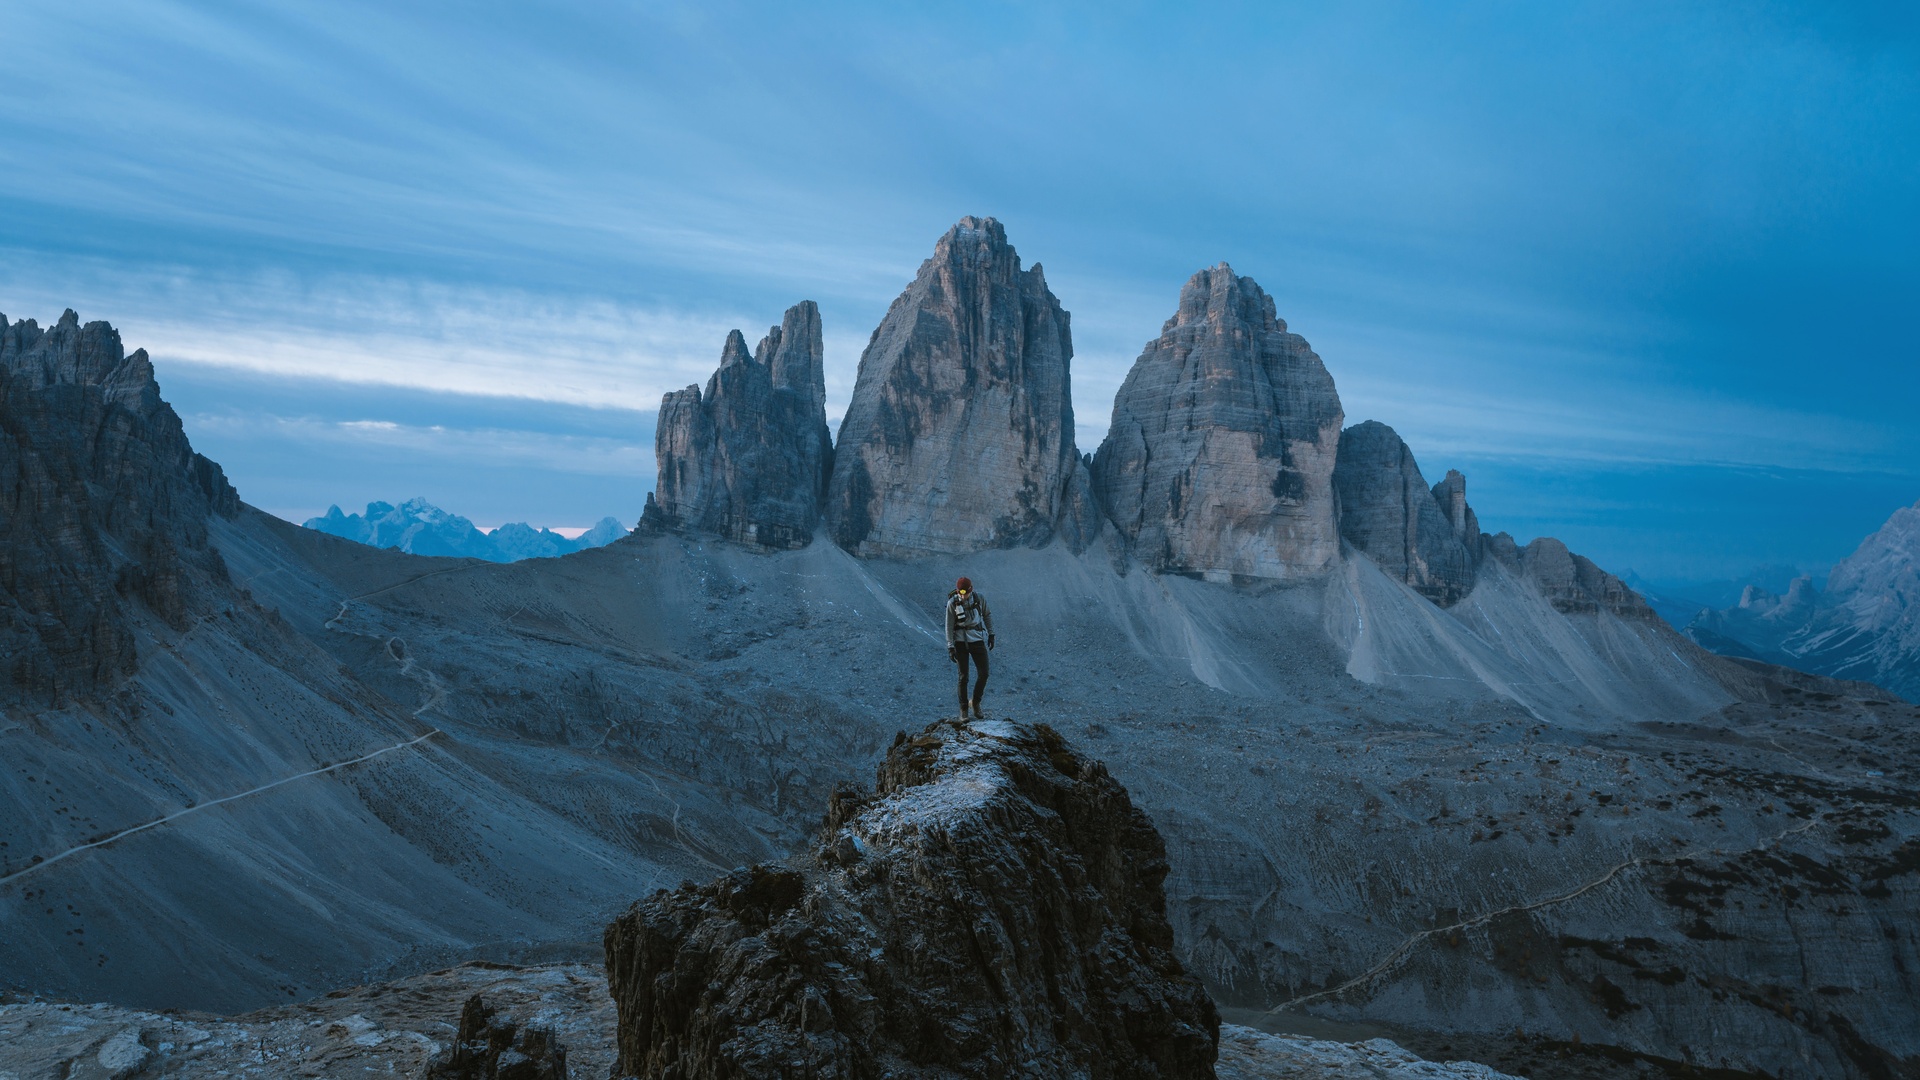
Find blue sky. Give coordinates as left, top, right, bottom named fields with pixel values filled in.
left=3, top=1, right=1915, bottom=580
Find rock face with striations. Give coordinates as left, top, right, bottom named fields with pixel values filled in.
left=603, top=717, right=1219, bottom=1080
left=0, top=310, right=239, bottom=704
left=825, top=217, right=1097, bottom=558
left=646, top=301, right=833, bottom=549
left=1332, top=421, right=1478, bottom=606
left=1091, top=265, right=1343, bottom=581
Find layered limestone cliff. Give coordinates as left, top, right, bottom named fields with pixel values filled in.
left=1332, top=421, right=1477, bottom=606
left=646, top=301, right=833, bottom=549
left=1092, top=265, right=1344, bottom=580
left=825, top=217, right=1096, bottom=558
left=604, top=717, right=1219, bottom=1080
left=0, top=310, right=238, bottom=703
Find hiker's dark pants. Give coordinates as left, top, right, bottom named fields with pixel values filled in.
left=954, top=640, right=989, bottom=709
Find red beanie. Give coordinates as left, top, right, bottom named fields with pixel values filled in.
left=956, top=576, right=972, bottom=591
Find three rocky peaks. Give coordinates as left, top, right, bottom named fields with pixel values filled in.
left=649, top=216, right=1641, bottom=614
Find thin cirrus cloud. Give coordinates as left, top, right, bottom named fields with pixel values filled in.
left=185, top=414, right=651, bottom=481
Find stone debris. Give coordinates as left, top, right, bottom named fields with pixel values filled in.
left=426, top=993, right=569, bottom=1079
left=1215, top=1029, right=1524, bottom=1080
left=0, top=963, right=612, bottom=1079
left=0, top=966, right=1526, bottom=1080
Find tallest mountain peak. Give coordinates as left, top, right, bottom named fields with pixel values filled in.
left=825, top=218, right=1097, bottom=557
left=941, top=214, right=1007, bottom=242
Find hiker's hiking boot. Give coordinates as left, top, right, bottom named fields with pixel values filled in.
left=971, top=697, right=985, bottom=719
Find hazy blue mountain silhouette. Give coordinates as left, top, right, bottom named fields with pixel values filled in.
left=304, top=498, right=627, bottom=562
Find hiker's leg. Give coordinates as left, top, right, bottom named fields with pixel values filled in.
left=955, top=646, right=972, bottom=714
left=969, top=641, right=989, bottom=711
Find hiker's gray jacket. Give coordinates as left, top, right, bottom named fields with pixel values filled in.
left=945, top=591, right=993, bottom=646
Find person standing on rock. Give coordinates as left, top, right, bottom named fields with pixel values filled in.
left=945, top=577, right=994, bottom=718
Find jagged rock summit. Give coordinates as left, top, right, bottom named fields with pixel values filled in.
left=646, top=301, right=834, bottom=549
left=826, top=216, right=1098, bottom=558
left=1093, top=264, right=1344, bottom=581
left=1332, top=421, right=1478, bottom=605
left=1, top=309, right=239, bottom=703
left=603, top=716, right=1219, bottom=1080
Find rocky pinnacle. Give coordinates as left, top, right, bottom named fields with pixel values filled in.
left=825, top=217, right=1098, bottom=558
left=1091, top=265, right=1344, bottom=580
left=646, top=301, right=833, bottom=549
left=603, top=717, right=1219, bottom=1079
left=1332, top=420, right=1478, bottom=606
left=1, top=310, right=239, bottom=704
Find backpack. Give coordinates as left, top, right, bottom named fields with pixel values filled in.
left=948, top=590, right=984, bottom=633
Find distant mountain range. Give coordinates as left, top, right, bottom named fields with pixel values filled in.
left=1681, top=499, right=1920, bottom=702
left=304, top=498, right=627, bottom=562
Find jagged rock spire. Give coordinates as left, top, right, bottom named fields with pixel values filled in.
left=645, top=301, right=832, bottom=549
left=1091, top=264, right=1344, bottom=580
left=2, top=310, right=239, bottom=703
left=825, top=216, right=1097, bottom=558
left=1332, top=421, right=1477, bottom=606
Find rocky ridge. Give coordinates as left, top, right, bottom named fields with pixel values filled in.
left=1, top=309, right=238, bottom=704
left=1093, top=264, right=1345, bottom=581
left=306, top=498, right=627, bottom=562
left=604, top=716, right=1219, bottom=1079
left=642, top=225, right=1646, bottom=631
left=825, top=217, right=1097, bottom=557
left=646, top=301, right=834, bottom=549
left=1686, top=498, right=1920, bottom=700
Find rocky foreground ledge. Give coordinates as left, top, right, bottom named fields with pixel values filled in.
left=605, top=716, right=1219, bottom=1079
left=601, top=717, right=1523, bottom=1080
left=0, top=719, right=1524, bottom=1079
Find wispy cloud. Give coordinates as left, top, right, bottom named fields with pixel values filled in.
left=1, top=256, right=771, bottom=409
left=186, top=411, right=649, bottom=478
left=4, top=1, right=1915, bottom=577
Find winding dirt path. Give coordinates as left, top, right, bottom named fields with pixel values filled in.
left=0, top=730, right=442, bottom=889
